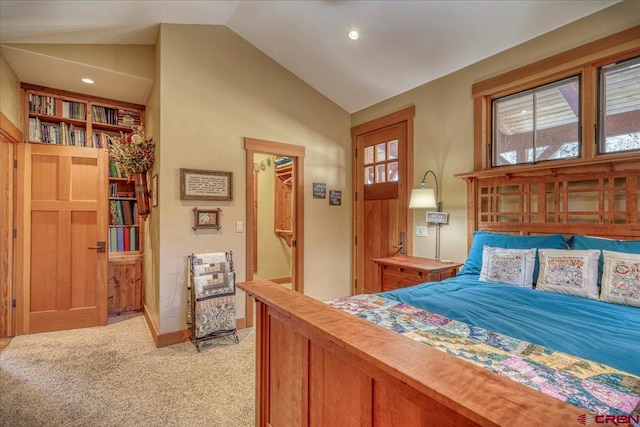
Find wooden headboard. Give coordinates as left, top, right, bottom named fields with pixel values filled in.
left=456, top=158, right=640, bottom=245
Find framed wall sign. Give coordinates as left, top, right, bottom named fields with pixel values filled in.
left=180, top=168, right=233, bottom=201
left=313, top=182, right=326, bottom=199
left=329, top=190, right=342, bottom=206
left=193, top=207, right=221, bottom=230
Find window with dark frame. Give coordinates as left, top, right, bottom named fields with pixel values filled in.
left=492, top=75, right=581, bottom=167
left=598, top=56, right=640, bottom=155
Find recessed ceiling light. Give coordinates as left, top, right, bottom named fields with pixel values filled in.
left=82, top=78, right=94, bottom=84
left=348, top=30, right=359, bottom=40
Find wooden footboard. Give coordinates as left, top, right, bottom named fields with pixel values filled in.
left=239, top=280, right=586, bottom=427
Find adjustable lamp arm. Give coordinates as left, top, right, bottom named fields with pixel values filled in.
left=419, top=170, right=442, bottom=212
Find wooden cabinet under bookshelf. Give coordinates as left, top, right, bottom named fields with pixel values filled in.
left=22, top=83, right=146, bottom=315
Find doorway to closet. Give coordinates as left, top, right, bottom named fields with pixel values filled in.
left=244, top=138, right=305, bottom=328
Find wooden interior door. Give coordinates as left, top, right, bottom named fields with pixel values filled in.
left=16, top=144, right=108, bottom=334
left=353, top=108, right=414, bottom=295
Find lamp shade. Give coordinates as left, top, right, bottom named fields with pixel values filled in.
left=409, top=188, right=437, bottom=209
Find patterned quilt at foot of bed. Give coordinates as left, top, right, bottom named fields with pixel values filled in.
left=327, top=294, right=640, bottom=416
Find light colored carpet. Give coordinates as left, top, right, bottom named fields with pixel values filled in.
left=0, top=313, right=255, bottom=427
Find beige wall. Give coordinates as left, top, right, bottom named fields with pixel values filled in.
left=0, top=51, right=21, bottom=125
left=142, top=38, right=162, bottom=329
left=253, top=153, right=292, bottom=281
left=351, top=1, right=640, bottom=264
left=157, top=24, right=351, bottom=333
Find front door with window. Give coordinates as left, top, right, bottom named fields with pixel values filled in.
left=353, top=108, right=414, bottom=295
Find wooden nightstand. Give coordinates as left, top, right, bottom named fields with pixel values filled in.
left=372, top=256, right=463, bottom=292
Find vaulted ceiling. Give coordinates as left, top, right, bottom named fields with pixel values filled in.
left=0, top=0, right=620, bottom=112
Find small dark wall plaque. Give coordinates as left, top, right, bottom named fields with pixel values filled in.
left=313, top=182, right=326, bottom=199
left=329, top=190, right=341, bottom=206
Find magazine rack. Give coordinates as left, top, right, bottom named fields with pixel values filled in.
left=187, top=251, right=238, bottom=351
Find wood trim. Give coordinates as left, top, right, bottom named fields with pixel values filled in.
left=0, top=112, right=21, bottom=144
left=0, top=113, right=20, bottom=337
left=244, top=137, right=306, bottom=328
left=472, top=26, right=640, bottom=97
left=351, top=106, right=415, bottom=138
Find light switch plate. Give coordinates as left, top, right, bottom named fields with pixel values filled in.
left=415, top=226, right=428, bottom=237
left=236, top=221, right=244, bottom=233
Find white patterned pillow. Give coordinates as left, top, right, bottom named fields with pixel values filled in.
left=479, top=246, right=536, bottom=287
left=536, top=249, right=600, bottom=299
left=600, top=250, right=640, bottom=308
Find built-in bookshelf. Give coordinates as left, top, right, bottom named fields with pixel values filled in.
left=22, top=83, right=146, bottom=314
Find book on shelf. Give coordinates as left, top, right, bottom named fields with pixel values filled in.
left=116, top=227, right=124, bottom=252
left=115, top=201, right=124, bottom=225
left=121, top=200, right=134, bottom=225
left=123, top=227, right=130, bottom=251
left=109, top=227, right=117, bottom=252
left=130, top=227, right=137, bottom=251
left=109, top=201, right=119, bottom=225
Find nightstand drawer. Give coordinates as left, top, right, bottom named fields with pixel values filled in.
left=382, top=265, right=425, bottom=282
left=382, top=274, right=423, bottom=292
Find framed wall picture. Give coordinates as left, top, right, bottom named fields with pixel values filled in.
left=180, top=168, right=233, bottom=201
left=152, top=174, right=158, bottom=207
left=193, top=207, right=221, bottom=230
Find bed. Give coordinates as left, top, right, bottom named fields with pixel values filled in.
left=239, top=160, right=640, bottom=426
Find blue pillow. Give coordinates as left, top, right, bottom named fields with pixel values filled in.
left=569, top=235, right=640, bottom=285
left=459, top=231, right=569, bottom=281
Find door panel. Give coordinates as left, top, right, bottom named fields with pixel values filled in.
left=18, top=144, right=107, bottom=334
left=355, top=120, right=410, bottom=294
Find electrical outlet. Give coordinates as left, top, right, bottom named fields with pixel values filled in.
left=236, top=221, right=244, bottom=233
left=415, top=226, right=428, bottom=237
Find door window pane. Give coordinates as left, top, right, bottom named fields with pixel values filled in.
left=388, top=140, right=398, bottom=160
left=376, top=164, right=386, bottom=183
left=388, top=162, right=398, bottom=182
left=493, top=76, right=580, bottom=166
left=375, top=144, right=386, bottom=162
left=599, top=56, right=640, bottom=154
left=364, top=146, right=374, bottom=165
left=364, top=166, right=374, bottom=185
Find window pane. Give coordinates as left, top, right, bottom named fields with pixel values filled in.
left=388, top=140, right=398, bottom=160
left=492, top=75, right=580, bottom=166
left=364, top=166, right=374, bottom=185
left=364, top=146, right=374, bottom=165
left=600, top=56, right=640, bottom=154
left=493, top=93, right=533, bottom=166
left=376, top=164, right=386, bottom=183
left=375, top=143, right=386, bottom=162
left=388, top=162, right=398, bottom=182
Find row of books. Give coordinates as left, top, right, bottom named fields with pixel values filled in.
left=28, top=94, right=87, bottom=120
left=28, top=117, right=87, bottom=146
left=92, top=105, right=141, bottom=127
left=110, top=200, right=138, bottom=226
left=93, top=131, right=118, bottom=149
left=108, top=226, right=139, bottom=252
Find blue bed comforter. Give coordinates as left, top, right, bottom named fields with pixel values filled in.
left=380, top=274, right=640, bottom=376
